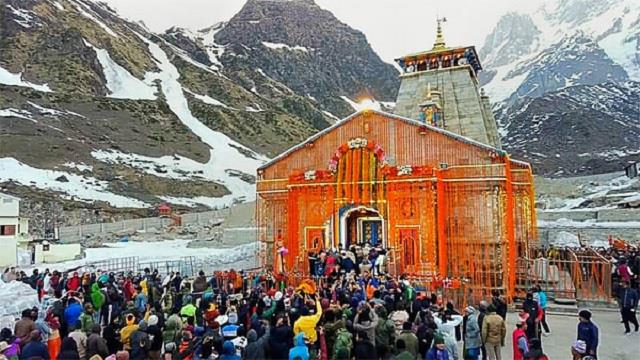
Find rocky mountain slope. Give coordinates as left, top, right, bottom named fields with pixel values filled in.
left=479, top=0, right=640, bottom=176
left=1, top=0, right=398, bottom=215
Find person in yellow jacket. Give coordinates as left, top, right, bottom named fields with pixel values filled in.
left=294, top=299, right=323, bottom=345
left=120, top=314, right=139, bottom=351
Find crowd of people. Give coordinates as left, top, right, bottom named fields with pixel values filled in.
left=0, top=255, right=603, bottom=360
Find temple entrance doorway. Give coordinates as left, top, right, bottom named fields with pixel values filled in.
left=340, top=206, right=385, bottom=249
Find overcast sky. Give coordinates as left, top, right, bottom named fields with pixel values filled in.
left=103, top=0, right=545, bottom=63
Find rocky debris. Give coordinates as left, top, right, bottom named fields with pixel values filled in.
left=55, top=175, right=69, bottom=182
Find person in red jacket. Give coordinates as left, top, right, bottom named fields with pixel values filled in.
left=66, top=272, right=80, bottom=292
left=123, top=276, right=136, bottom=301
left=512, top=314, right=529, bottom=360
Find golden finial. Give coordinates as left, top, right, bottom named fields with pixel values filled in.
left=426, top=83, right=432, bottom=100
left=433, top=16, right=447, bottom=50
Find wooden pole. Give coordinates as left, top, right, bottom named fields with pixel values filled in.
left=436, top=168, right=447, bottom=277
left=504, top=156, right=517, bottom=300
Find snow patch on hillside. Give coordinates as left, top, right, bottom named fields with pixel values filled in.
left=83, top=40, right=157, bottom=100
left=262, top=42, right=311, bottom=53
left=184, top=89, right=230, bottom=108
left=134, top=33, right=268, bottom=205
left=71, top=0, right=119, bottom=38
left=0, top=65, right=52, bottom=92
left=0, top=108, right=37, bottom=123
left=0, top=158, right=147, bottom=208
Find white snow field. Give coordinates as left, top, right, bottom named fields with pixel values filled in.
left=0, top=64, right=52, bottom=92
left=0, top=158, right=148, bottom=208
left=83, top=39, right=157, bottom=100
left=262, top=42, right=311, bottom=53
left=30, top=240, right=258, bottom=273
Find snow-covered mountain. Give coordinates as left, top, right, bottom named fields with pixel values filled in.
left=480, top=0, right=640, bottom=176
left=1, top=0, right=397, bottom=215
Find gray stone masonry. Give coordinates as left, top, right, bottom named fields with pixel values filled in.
left=394, top=66, right=502, bottom=149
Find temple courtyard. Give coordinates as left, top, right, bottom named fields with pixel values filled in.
left=493, top=309, right=637, bottom=359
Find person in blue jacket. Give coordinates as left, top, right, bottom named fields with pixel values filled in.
left=577, top=309, right=599, bottom=358
left=64, top=298, right=83, bottom=329
left=219, top=340, right=241, bottom=360
left=289, top=332, right=309, bottom=360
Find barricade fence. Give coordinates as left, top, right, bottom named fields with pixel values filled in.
left=517, top=247, right=613, bottom=304
left=58, top=209, right=232, bottom=242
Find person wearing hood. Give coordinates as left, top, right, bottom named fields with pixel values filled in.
left=65, top=299, right=83, bottom=331
left=289, top=332, right=310, bottom=360
left=162, top=314, right=183, bottom=350
left=80, top=303, right=96, bottom=335
left=393, top=339, right=414, bottom=360
left=67, top=272, right=81, bottom=292
left=120, top=314, right=138, bottom=352
left=20, top=330, right=49, bottom=360
left=220, top=340, right=241, bottom=360
left=270, top=315, right=294, bottom=360
left=180, top=296, right=197, bottom=325
left=90, top=283, right=105, bottom=320
left=464, top=306, right=482, bottom=359
left=59, top=337, right=81, bottom=360
left=130, top=320, right=150, bottom=360
left=374, top=306, right=395, bottom=358
left=322, top=309, right=345, bottom=358
left=86, top=324, right=108, bottom=360
left=245, top=320, right=270, bottom=360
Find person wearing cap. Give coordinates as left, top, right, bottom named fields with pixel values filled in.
left=426, top=334, right=449, bottom=360
left=512, top=314, right=529, bottom=360
left=571, top=339, right=587, bottom=360
left=481, top=304, right=506, bottom=360
left=146, top=315, right=163, bottom=360
left=577, top=310, right=598, bottom=358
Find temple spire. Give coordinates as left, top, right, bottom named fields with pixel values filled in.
left=433, top=16, right=447, bottom=50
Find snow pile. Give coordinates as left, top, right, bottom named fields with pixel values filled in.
left=71, top=0, right=119, bottom=38
left=245, top=104, right=264, bottom=112
left=0, top=280, right=39, bottom=319
left=50, top=1, right=65, bottom=11
left=0, top=158, right=148, bottom=208
left=550, top=231, right=581, bottom=247
left=262, top=42, right=312, bottom=53
left=545, top=175, right=640, bottom=211
left=0, top=65, right=52, bottom=92
left=538, top=217, right=640, bottom=229
left=83, top=40, right=157, bottom=100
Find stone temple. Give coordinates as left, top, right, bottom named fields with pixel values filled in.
left=393, top=18, right=502, bottom=148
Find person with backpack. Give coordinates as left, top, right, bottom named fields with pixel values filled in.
left=374, top=306, right=395, bottom=358
left=576, top=310, right=598, bottom=358
left=130, top=320, right=150, bottom=360
left=481, top=304, right=505, bottom=360
left=333, top=327, right=353, bottom=360
left=396, top=322, right=418, bottom=358
left=393, top=339, right=414, bottom=360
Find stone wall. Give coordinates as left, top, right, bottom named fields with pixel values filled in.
left=394, top=66, right=501, bottom=148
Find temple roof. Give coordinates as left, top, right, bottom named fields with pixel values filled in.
left=258, top=110, right=528, bottom=171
